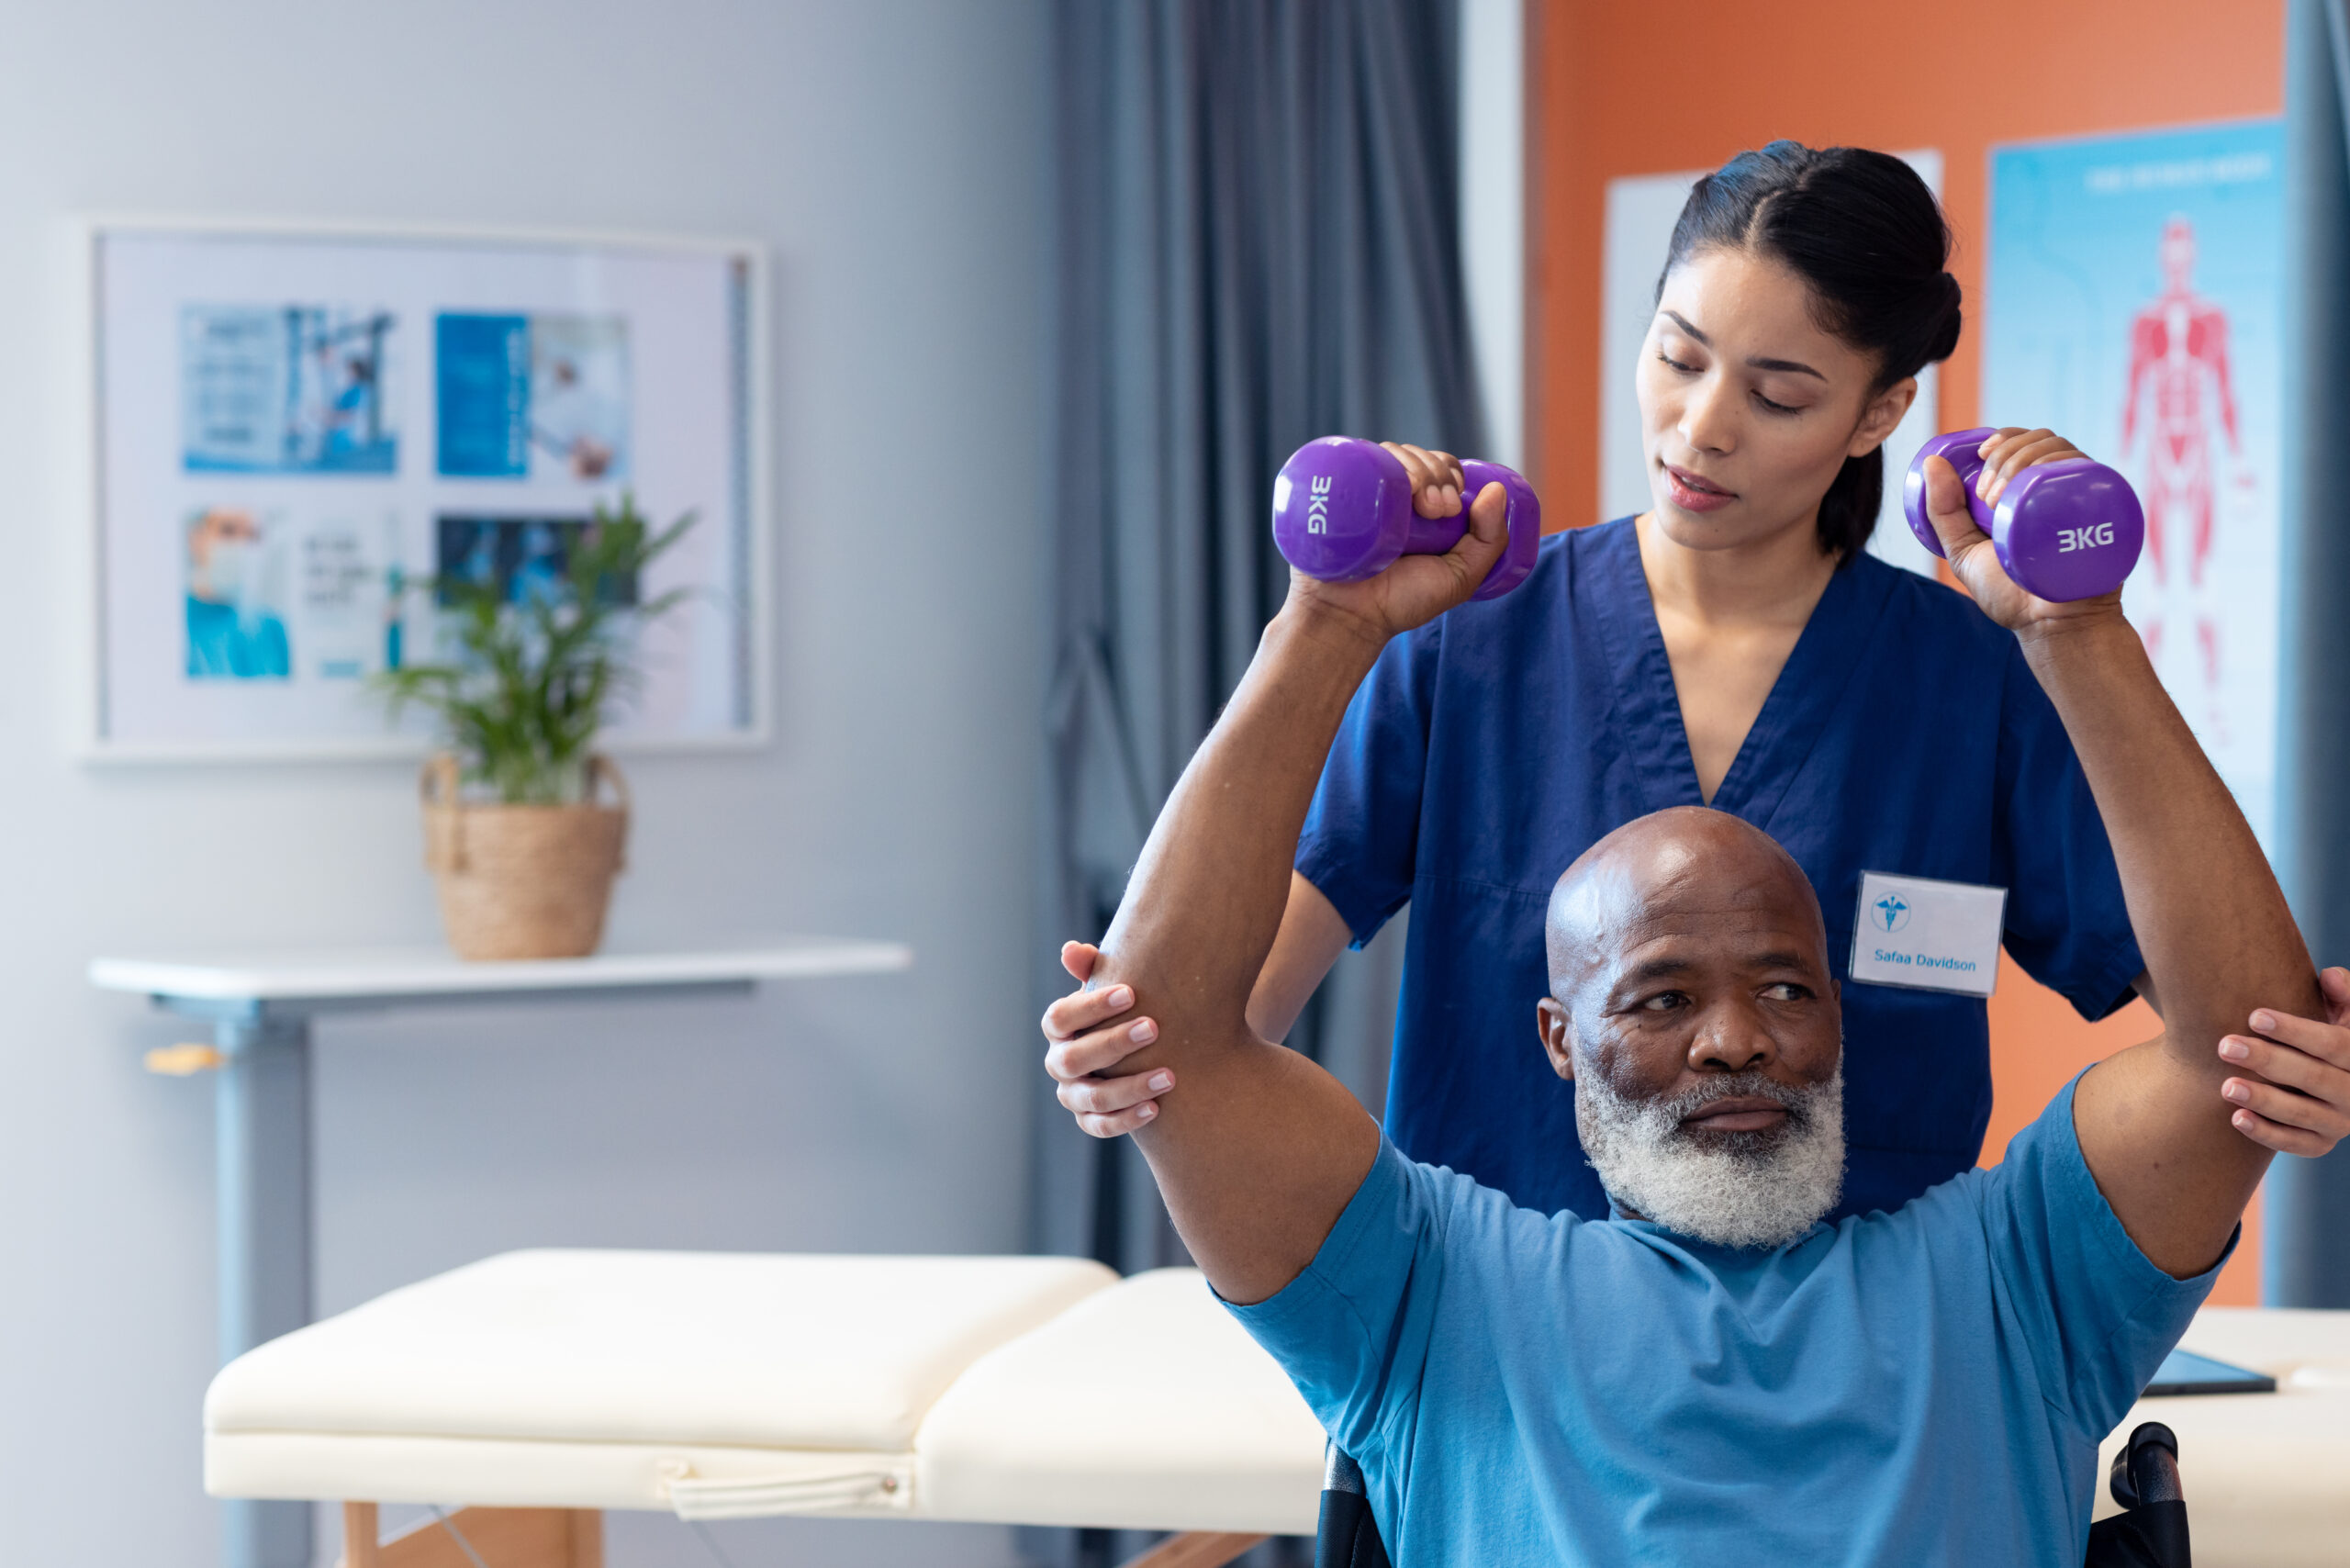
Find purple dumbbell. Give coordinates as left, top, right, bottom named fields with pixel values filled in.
left=1900, top=428, right=2145, bottom=602
left=1271, top=436, right=1542, bottom=601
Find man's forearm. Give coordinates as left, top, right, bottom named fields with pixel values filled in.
left=1094, top=604, right=1383, bottom=1044
left=2020, top=618, right=2313, bottom=1071
left=1084, top=600, right=1389, bottom=1300
left=2022, top=614, right=2316, bottom=1271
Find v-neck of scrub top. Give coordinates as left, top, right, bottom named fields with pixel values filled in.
left=1589, top=519, right=1893, bottom=831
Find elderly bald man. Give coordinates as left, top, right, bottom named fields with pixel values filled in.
left=1044, top=468, right=2338, bottom=1566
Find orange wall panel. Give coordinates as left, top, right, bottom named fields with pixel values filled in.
left=1528, top=0, right=2284, bottom=1303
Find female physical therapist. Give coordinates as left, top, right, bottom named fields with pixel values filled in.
left=1046, top=141, right=2350, bottom=1220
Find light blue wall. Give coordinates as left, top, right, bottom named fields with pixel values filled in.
left=0, top=2, right=1051, bottom=1562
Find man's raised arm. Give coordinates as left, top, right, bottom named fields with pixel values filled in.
left=1925, top=445, right=2318, bottom=1277
left=1063, top=469, right=1507, bottom=1305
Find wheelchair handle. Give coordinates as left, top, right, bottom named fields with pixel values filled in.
left=2109, top=1420, right=2183, bottom=1509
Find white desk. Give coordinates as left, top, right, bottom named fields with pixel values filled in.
left=90, top=939, right=911, bottom=1568
left=2104, top=1306, right=2350, bottom=1563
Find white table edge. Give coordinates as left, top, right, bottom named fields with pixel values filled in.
left=87, top=941, right=914, bottom=1002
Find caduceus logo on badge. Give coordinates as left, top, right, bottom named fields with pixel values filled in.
left=1873, top=890, right=1912, bottom=934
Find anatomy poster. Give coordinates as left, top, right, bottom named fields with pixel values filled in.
left=88, top=224, right=761, bottom=757
left=1985, top=120, right=2284, bottom=846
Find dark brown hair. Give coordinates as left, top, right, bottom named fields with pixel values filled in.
left=1661, top=141, right=1964, bottom=562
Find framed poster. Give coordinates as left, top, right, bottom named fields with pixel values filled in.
left=1984, top=120, right=2283, bottom=846
left=73, top=218, right=768, bottom=760
left=1598, top=151, right=1944, bottom=579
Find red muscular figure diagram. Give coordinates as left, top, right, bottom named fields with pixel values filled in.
left=2120, top=215, right=2244, bottom=704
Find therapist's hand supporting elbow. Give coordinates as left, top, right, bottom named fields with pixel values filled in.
left=2216, top=966, right=2350, bottom=1157
left=1046, top=942, right=1168, bottom=1137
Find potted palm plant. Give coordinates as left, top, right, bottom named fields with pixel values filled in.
left=376, top=494, right=696, bottom=959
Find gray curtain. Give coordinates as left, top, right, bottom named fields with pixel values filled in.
left=1037, top=0, right=1482, bottom=1284
left=1035, top=8, right=1480, bottom=1549
left=2269, top=0, right=2350, bottom=1306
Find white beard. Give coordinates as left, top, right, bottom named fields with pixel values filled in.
left=1575, top=1064, right=1846, bottom=1250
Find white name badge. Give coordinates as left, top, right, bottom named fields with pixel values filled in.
left=1849, top=871, right=2008, bottom=998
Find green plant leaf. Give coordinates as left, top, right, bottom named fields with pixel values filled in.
left=366, top=492, right=706, bottom=803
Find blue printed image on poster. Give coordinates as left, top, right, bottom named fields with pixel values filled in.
left=182, top=305, right=397, bottom=474
left=435, top=312, right=632, bottom=482
left=182, top=503, right=406, bottom=684
left=1984, top=118, right=2282, bottom=846
left=434, top=515, right=640, bottom=609
left=184, top=506, right=292, bottom=679
left=435, top=314, right=530, bottom=477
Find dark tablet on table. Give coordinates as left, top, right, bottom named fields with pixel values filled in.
left=2143, top=1349, right=2277, bottom=1397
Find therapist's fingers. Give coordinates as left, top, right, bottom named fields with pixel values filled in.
left=2244, top=1002, right=2350, bottom=1070
left=1046, top=1014, right=1161, bottom=1085
left=2225, top=1087, right=2348, bottom=1157
left=1057, top=1063, right=1170, bottom=1114
left=1058, top=1062, right=1175, bottom=1131
left=2229, top=1108, right=2332, bottom=1157
left=1053, top=1012, right=1175, bottom=1138
left=2219, top=1004, right=2350, bottom=1155
left=1059, top=940, right=1101, bottom=986
left=2226, top=1077, right=2350, bottom=1141
left=1071, top=1100, right=1159, bottom=1138
left=2216, top=1031, right=2350, bottom=1098
left=1042, top=972, right=1126, bottom=1035
left=1042, top=981, right=1135, bottom=1054
left=2321, top=965, right=2350, bottom=1025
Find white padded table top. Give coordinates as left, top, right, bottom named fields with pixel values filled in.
left=917, top=1267, right=1326, bottom=1535
left=207, top=1252, right=1319, bottom=1529
left=209, top=1250, right=1114, bottom=1454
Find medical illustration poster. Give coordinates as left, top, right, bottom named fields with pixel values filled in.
left=87, top=223, right=762, bottom=758
left=1985, top=120, right=2283, bottom=846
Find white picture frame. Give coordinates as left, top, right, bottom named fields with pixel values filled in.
left=67, top=215, right=772, bottom=763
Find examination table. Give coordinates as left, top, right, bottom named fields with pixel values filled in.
left=203, top=1249, right=2350, bottom=1567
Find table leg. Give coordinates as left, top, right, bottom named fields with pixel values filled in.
left=343, top=1502, right=379, bottom=1568
left=1114, top=1534, right=1270, bottom=1568
left=216, top=1005, right=313, bottom=1568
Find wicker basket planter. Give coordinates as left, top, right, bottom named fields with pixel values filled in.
left=421, top=753, right=629, bottom=961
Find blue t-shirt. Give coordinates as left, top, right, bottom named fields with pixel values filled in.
left=1229, top=1081, right=2221, bottom=1567
left=1296, top=520, right=2145, bottom=1221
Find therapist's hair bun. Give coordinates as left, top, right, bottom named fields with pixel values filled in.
left=1661, top=142, right=1963, bottom=564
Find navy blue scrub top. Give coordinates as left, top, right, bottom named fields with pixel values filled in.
left=1295, top=518, right=2145, bottom=1223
